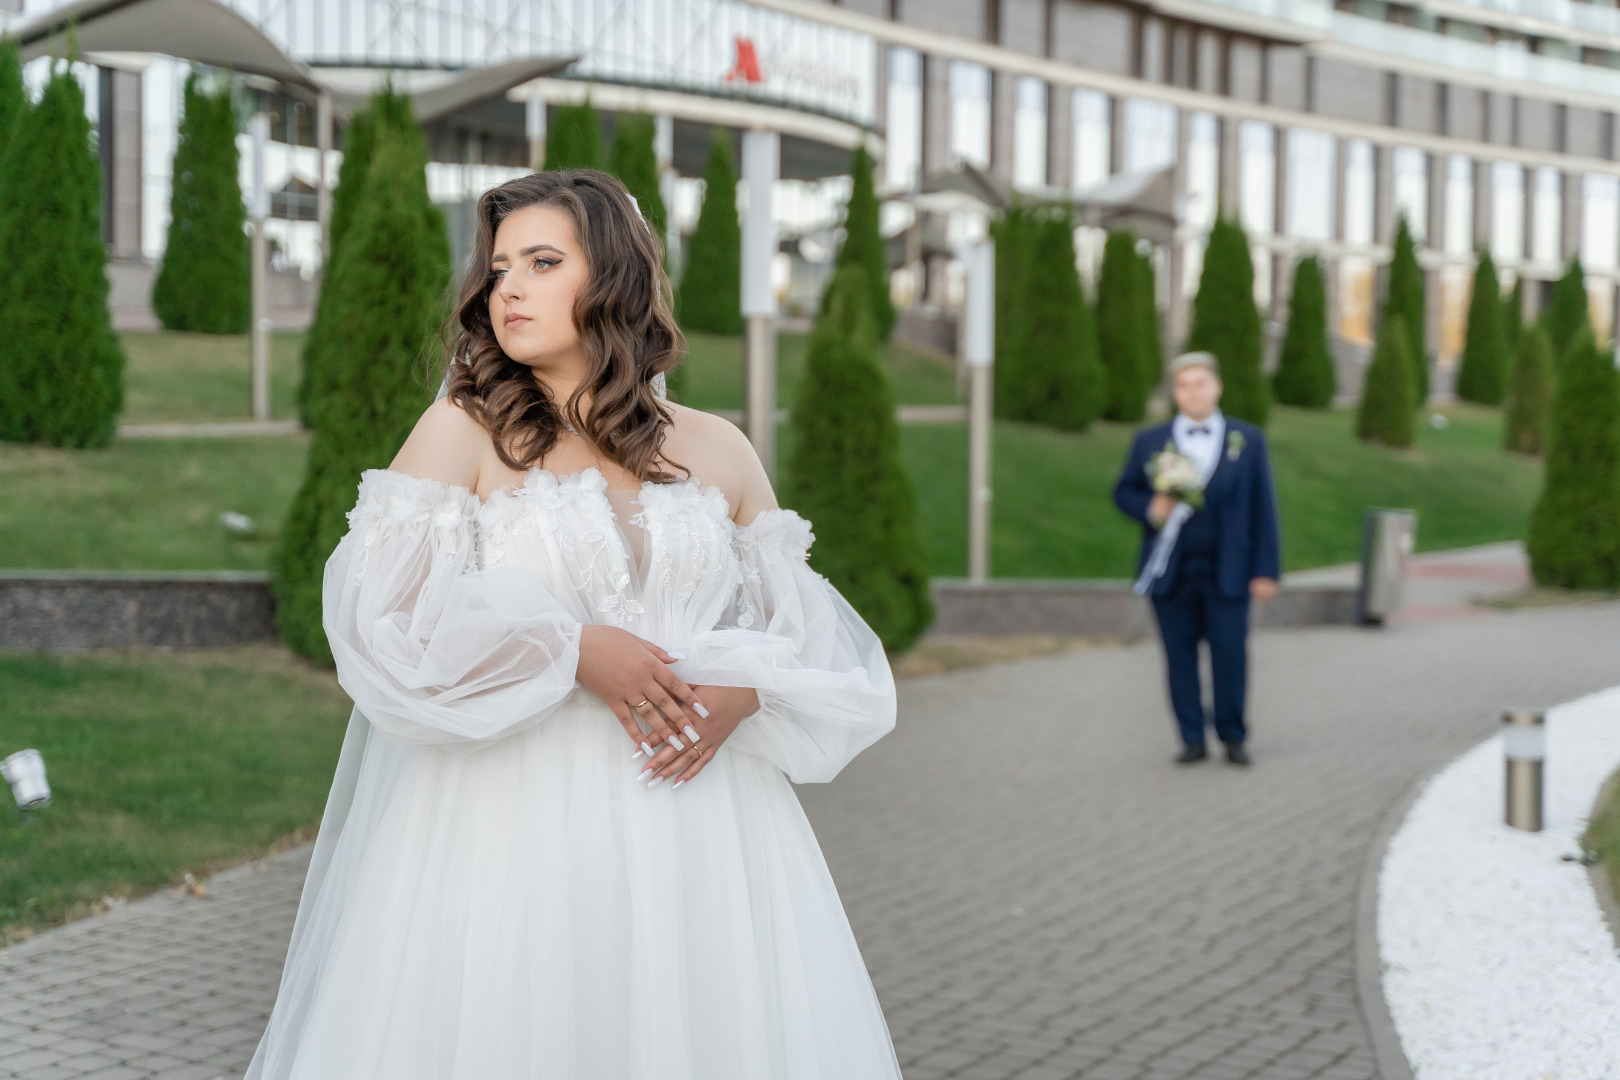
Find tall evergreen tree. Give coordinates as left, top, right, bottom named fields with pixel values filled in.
left=152, top=73, right=249, bottom=334
left=1356, top=313, right=1416, bottom=448
left=1002, top=209, right=1104, bottom=430
left=1186, top=214, right=1267, bottom=426
left=1526, top=325, right=1620, bottom=590
left=1272, top=254, right=1336, bottom=408
left=1503, top=277, right=1525, bottom=359
left=786, top=265, right=933, bottom=651
left=298, top=91, right=415, bottom=427
left=1097, top=229, right=1149, bottom=422
left=676, top=130, right=742, bottom=335
left=1454, top=251, right=1506, bottom=405
left=1504, top=324, right=1554, bottom=456
left=1136, top=247, right=1163, bottom=399
left=0, top=63, right=123, bottom=447
left=831, top=145, right=895, bottom=340
left=545, top=100, right=602, bottom=171
left=1540, top=258, right=1589, bottom=362
left=1382, top=214, right=1427, bottom=405
left=992, top=203, right=1035, bottom=421
left=0, top=39, right=23, bottom=164
left=272, top=119, right=451, bottom=662
left=607, top=112, right=666, bottom=240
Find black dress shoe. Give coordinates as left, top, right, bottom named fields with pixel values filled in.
left=1224, top=743, right=1252, bottom=766
left=1175, top=744, right=1209, bottom=764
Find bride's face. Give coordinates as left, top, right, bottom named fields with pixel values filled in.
left=488, top=204, right=591, bottom=374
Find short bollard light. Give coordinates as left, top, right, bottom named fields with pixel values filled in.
left=1502, top=709, right=1545, bottom=832
left=0, top=748, right=51, bottom=813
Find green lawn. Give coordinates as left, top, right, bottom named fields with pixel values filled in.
left=121, top=329, right=307, bottom=424
left=0, top=644, right=350, bottom=940
left=678, top=329, right=960, bottom=410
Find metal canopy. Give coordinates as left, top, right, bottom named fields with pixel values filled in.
left=11, top=0, right=322, bottom=95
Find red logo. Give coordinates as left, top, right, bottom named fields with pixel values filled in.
left=725, top=37, right=764, bottom=84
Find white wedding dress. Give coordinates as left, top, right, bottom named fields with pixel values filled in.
left=244, top=466, right=902, bottom=1080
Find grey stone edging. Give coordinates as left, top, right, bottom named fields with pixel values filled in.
left=1353, top=764, right=1430, bottom=1080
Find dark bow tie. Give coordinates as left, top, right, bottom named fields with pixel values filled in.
left=1186, top=425, right=1212, bottom=436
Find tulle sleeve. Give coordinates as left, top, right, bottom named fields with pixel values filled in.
left=322, top=469, right=583, bottom=748
left=677, top=509, right=897, bottom=784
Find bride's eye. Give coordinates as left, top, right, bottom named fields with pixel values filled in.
left=529, top=256, right=558, bottom=274
left=489, top=267, right=507, bottom=282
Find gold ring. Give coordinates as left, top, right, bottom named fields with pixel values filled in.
left=632, top=699, right=651, bottom=711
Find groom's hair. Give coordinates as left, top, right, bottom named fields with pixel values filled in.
left=1168, top=351, right=1220, bottom=379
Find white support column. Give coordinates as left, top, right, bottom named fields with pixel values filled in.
left=655, top=115, right=679, bottom=271
left=526, top=91, right=546, bottom=171
left=1272, top=126, right=1291, bottom=326
left=249, top=112, right=271, bottom=423
left=960, top=238, right=995, bottom=584
left=316, top=91, right=332, bottom=265
left=740, top=129, right=780, bottom=479
left=1168, top=109, right=1192, bottom=352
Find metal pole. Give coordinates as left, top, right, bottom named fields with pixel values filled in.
left=1503, top=708, right=1546, bottom=832
left=655, top=115, right=679, bottom=271
left=740, top=129, right=780, bottom=478
left=249, top=112, right=270, bottom=422
left=526, top=90, right=546, bottom=171
left=316, top=91, right=332, bottom=265
left=960, top=239, right=995, bottom=583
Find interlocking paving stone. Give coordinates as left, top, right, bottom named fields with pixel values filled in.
left=1, top=578, right=1617, bottom=1079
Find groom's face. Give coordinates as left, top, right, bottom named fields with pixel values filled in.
left=1172, top=366, right=1222, bottom=422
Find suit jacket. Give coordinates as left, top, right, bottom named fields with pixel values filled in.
left=1112, top=417, right=1283, bottom=600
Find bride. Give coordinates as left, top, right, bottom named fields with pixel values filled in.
left=245, top=169, right=902, bottom=1079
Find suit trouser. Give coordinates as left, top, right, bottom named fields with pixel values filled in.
left=1150, top=554, right=1250, bottom=748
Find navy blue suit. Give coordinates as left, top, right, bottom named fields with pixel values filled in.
left=1113, top=418, right=1282, bottom=749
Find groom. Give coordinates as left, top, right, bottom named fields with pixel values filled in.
left=1112, top=352, right=1281, bottom=766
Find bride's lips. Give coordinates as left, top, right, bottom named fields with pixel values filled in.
left=503, top=314, right=531, bottom=328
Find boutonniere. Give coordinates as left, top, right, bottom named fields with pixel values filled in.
left=1226, top=430, right=1246, bottom=462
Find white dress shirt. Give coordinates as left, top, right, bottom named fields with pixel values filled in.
left=1172, top=409, right=1226, bottom=483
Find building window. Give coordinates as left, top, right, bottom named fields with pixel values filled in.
left=1584, top=173, right=1618, bottom=270
left=1343, top=139, right=1375, bottom=246
left=1531, top=165, right=1561, bottom=266
left=885, top=47, right=922, bottom=191
left=949, top=60, right=991, bottom=169
left=1239, top=120, right=1275, bottom=236
left=1491, top=161, right=1525, bottom=264
left=1013, top=76, right=1047, bottom=192
left=1072, top=88, right=1109, bottom=189
left=1123, top=98, right=1176, bottom=174
left=1284, top=129, right=1335, bottom=242
left=1392, top=146, right=1427, bottom=240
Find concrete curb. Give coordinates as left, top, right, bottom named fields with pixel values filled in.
left=1353, top=761, right=1429, bottom=1080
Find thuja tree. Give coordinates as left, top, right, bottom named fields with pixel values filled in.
left=545, top=100, right=602, bottom=171
left=1541, top=258, right=1589, bottom=363
left=786, top=265, right=933, bottom=651
left=272, top=122, right=451, bottom=663
left=1097, top=229, right=1149, bottom=422
left=1135, top=248, right=1163, bottom=401
left=298, top=90, right=415, bottom=426
left=1503, top=277, right=1525, bottom=358
left=676, top=130, right=741, bottom=335
left=0, top=40, right=25, bottom=440
left=1004, top=209, right=1104, bottom=430
left=1383, top=215, right=1427, bottom=405
left=1504, top=323, right=1554, bottom=456
left=1356, top=313, right=1416, bottom=448
left=607, top=112, right=666, bottom=240
left=1186, top=214, right=1267, bottom=426
left=991, top=203, right=1034, bottom=421
left=1272, top=254, right=1336, bottom=409
left=831, top=145, right=895, bottom=341
left=0, top=39, right=21, bottom=163
left=0, top=62, right=124, bottom=447
left=1454, top=251, right=1506, bottom=405
left=152, top=72, right=249, bottom=334
left=1526, top=325, right=1620, bottom=590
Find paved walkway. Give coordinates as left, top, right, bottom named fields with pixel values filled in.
left=3, top=546, right=1619, bottom=1080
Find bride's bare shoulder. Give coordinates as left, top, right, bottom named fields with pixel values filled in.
left=388, top=397, right=492, bottom=491
left=660, top=402, right=777, bottom=524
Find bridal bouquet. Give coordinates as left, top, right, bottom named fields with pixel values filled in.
left=1147, top=442, right=1205, bottom=511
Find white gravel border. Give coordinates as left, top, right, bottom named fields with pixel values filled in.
left=1379, top=685, right=1620, bottom=1079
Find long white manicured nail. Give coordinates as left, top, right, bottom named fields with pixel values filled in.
left=647, top=775, right=666, bottom=790
left=672, top=779, right=686, bottom=791
left=693, top=701, right=710, bottom=719
left=683, top=725, right=702, bottom=743
left=640, top=741, right=654, bottom=758
left=666, top=650, right=687, bottom=660
left=637, top=768, right=653, bottom=783
left=631, top=748, right=646, bottom=761
left=667, top=734, right=685, bottom=751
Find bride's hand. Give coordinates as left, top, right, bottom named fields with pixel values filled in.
left=576, top=625, right=706, bottom=758
left=639, top=684, right=760, bottom=791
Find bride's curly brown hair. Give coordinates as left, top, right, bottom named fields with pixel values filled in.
left=443, top=169, right=686, bottom=482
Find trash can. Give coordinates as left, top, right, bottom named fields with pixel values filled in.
left=1357, top=508, right=1416, bottom=625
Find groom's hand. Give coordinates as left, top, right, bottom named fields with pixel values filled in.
left=1250, top=577, right=1279, bottom=602
left=1148, top=494, right=1176, bottom=527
